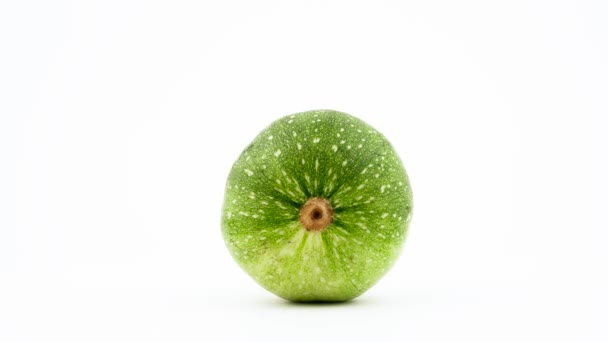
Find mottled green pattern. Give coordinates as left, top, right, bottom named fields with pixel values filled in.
left=221, top=110, right=413, bottom=301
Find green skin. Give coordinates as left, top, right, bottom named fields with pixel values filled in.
left=222, top=110, right=413, bottom=302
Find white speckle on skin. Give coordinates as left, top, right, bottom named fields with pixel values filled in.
left=315, top=159, right=319, bottom=171
left=381, top=185, right=386, bottom=193
left=357, top=184, right=365, bottom=190
left=274, top=149, right=281, bottom=157
left=358, top=144, right=363, bottom=148
left=335, top=227, right=350, bottom=235
left=244, top=169, right=254, bottom=176
left=356, top=222, right=370, bottom=232
left=297, top=143, right=302, bottom=150
left=288, top=119, right=293, bottom=124
left=361, top=168, right=368, bottom=174
left=340, top=140, right=345, bottom=144
left=313, top=137, right=320, bottom=143
left=261, top=201, right=268, bottom=205
left=381, top=213, right=389, bottom=218
left=268, top=135, right=273, bottom=140
left=347, top=145, right=352, bottom=149
left=338, top=186, right=351, bottom=196
left=292, top=131, right=297, bottom=137
left=375, top=173, right=380, bottom=178
left=340, top=128, right=345, bottom=132
left=342, top=160, right=348, bottom=166
left=260, top=236, right=266, bottom=240
left=232, top=199, right=236, bottom=204
left=227, top=212, right=232, bottom=219
left=252, top=214, right=259, bottom=218
left=301, top=159, right=305, bottom=165
left=332, top=145, right=338, bottom=152
left=238, top=211, right=250, bottom=216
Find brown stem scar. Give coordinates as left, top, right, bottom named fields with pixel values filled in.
left=299, top=197, right=333, bottom=231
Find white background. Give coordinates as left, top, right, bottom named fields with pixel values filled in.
left=1, top=0, right=606, bottom=341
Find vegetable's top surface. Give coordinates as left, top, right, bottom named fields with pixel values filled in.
left=222, top=110, right=412, bottom=301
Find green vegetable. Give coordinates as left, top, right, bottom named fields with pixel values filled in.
left=222, top=109, right=413, bottom=301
